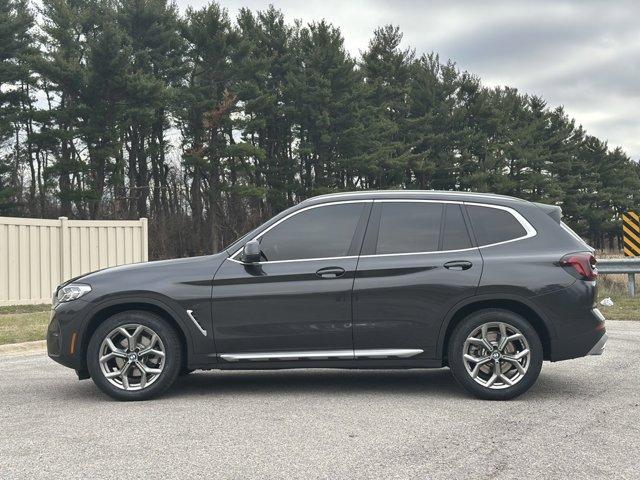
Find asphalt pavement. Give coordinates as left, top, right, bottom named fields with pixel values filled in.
left=1, top=320, right=639, bottom=479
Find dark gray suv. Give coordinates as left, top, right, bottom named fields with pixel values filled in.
left=47, top=190, right=607, bottom=401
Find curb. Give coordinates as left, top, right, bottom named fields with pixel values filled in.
left=0, top=340, right=46, bottom=356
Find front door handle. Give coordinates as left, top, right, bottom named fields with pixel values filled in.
left=443, top=260, right=473, bottom=271
left=316, top=266, right=346, bottom=278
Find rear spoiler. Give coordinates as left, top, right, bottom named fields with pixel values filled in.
left=532, top=202, right=562, bottom=224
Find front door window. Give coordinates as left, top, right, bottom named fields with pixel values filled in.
left=258, top=202, right=366, bottom=261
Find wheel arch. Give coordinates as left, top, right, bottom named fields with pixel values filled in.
left=438, top=295, right=555, bottom=363
left=79, top=298, right=191, bottom=376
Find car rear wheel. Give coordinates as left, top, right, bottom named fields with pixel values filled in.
left=448, top=309, right=543, bottom=400
left=87, top=311, right=182, bottom=401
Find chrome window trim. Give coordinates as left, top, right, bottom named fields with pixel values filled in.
left=228, top=255, right=359, bottom=265
left=228, top=198, right=537, bottom=265
left=219, top=348, right=424, bottom=362
left=358, top=247, right=477, bottom=259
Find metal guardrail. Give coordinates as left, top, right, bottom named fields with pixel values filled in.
left=598, top=258, right=640, bottom=297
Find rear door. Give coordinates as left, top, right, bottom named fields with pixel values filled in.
left=352, top=200, right=482, bottom=359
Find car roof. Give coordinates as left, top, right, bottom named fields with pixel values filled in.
left=300, top=190, right=530, bottom=207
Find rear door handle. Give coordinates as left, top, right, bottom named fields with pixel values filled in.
left=316, top=267, right=346, bottom=278
left=443, top=260, right=473, bottom=271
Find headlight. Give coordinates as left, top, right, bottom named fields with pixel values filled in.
left=53, top=283, right=92, bottom=305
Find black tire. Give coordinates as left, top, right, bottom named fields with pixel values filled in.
left=87, top=310, right=182, bottom=401
left=448, top=309, right=543, bottom=400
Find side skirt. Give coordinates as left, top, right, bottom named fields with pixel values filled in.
left=187, top=349, right=445, bottom=370
left=189, top=358, right=444, bottom=370
left=204, top=359, right=444, bottom=371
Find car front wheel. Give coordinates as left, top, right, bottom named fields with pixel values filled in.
left=448, top=309, right=543, bottom=400
left=87, top=311, right=182, bottom=401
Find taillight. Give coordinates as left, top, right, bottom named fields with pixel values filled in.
left=559, top=252, right=597, bottom=281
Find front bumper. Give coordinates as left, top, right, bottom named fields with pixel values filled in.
left=47, top=299, right=91, bottom=372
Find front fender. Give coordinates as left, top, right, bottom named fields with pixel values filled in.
left=76, top=291, right=216, bottom=372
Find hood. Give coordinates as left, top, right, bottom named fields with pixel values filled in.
left=67, top=252, right=228, bottom=287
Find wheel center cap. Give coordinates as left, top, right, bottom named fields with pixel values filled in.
left=128, top=352, right=138, bottom=362
left=491, top=351, right=501, bottom=360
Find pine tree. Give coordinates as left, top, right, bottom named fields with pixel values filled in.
left=233, top=6, right=298, bottom=216
left=407, top=54, right=465, bottom=190
left=359, top=25, right=414, bottom=189
left=290, top=20, right=362, bottom=193
left=81, top=4, right=130, bottom=218
left=116, top=0, right=185, bottom=218
left=0, top=0, right=35, bottom=214
left=35, top=0, right=92, bottom=217
left=2, top=2, right=639, bottom=255
left=178, top=2, right=238, bottom=253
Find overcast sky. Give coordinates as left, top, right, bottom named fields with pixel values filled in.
left=177, top=0, right=640, bottom=160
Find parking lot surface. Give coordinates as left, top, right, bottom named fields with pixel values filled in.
left=1, top=320, right=638, bottom=479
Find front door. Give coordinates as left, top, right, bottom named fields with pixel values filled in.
left=353, top=201, right=482, bottom=359
left=212, top=201, right=371, bottom=360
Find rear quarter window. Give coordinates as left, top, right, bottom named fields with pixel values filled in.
left=466, top=205, right=527, bottom=246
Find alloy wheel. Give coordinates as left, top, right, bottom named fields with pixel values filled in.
left=98, top=324, right=166, bottom=391
left=462, top=322, right=531, bottom=390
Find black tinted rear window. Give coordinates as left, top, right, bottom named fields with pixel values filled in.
left=376, top=202, right=442, bottom=254
left=467, top=205, right=526, bottom=246
left=442, top=204, right=472, bottom=250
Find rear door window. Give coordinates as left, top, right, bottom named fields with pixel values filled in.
left=442, top=204, right=472, bottom=250
left=466, top=205, right=527, bottom=246
left=375, top=202, right=443, bottom=254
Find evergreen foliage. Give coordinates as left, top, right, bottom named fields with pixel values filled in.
left=1, top=0, right=637, bottom=257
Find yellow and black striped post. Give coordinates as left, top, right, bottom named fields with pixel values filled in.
left=622, top=211, right=640, bottom=257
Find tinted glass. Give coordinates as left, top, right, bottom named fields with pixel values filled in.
left=376, top=203, right=442, bottom=254
left=467, top=205, right=526, bottom=246
left=442, top=204, right=472, bottom=250
left=259, top=203, right=365, bottom=261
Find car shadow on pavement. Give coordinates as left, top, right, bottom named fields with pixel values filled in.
left=58, top=366, right=594, bottom=402
left=165, top=368, right=465, bottom=399
left=165, top=369, right=592, bottom=400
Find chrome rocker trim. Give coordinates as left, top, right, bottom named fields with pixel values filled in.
left=353, top=348, right=424, bottom=359
left=219, top=348, right=424, bottom=362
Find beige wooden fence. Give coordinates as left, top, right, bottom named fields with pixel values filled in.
left=0, top=216, right=148, bottom=306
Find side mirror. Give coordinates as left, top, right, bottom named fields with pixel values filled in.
left=241, top=240, right=261, bottom=263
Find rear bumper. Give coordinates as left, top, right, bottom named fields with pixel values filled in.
left=587, top=332, right=608, bottom=355
left=550, top=307, right=607, bottom=361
